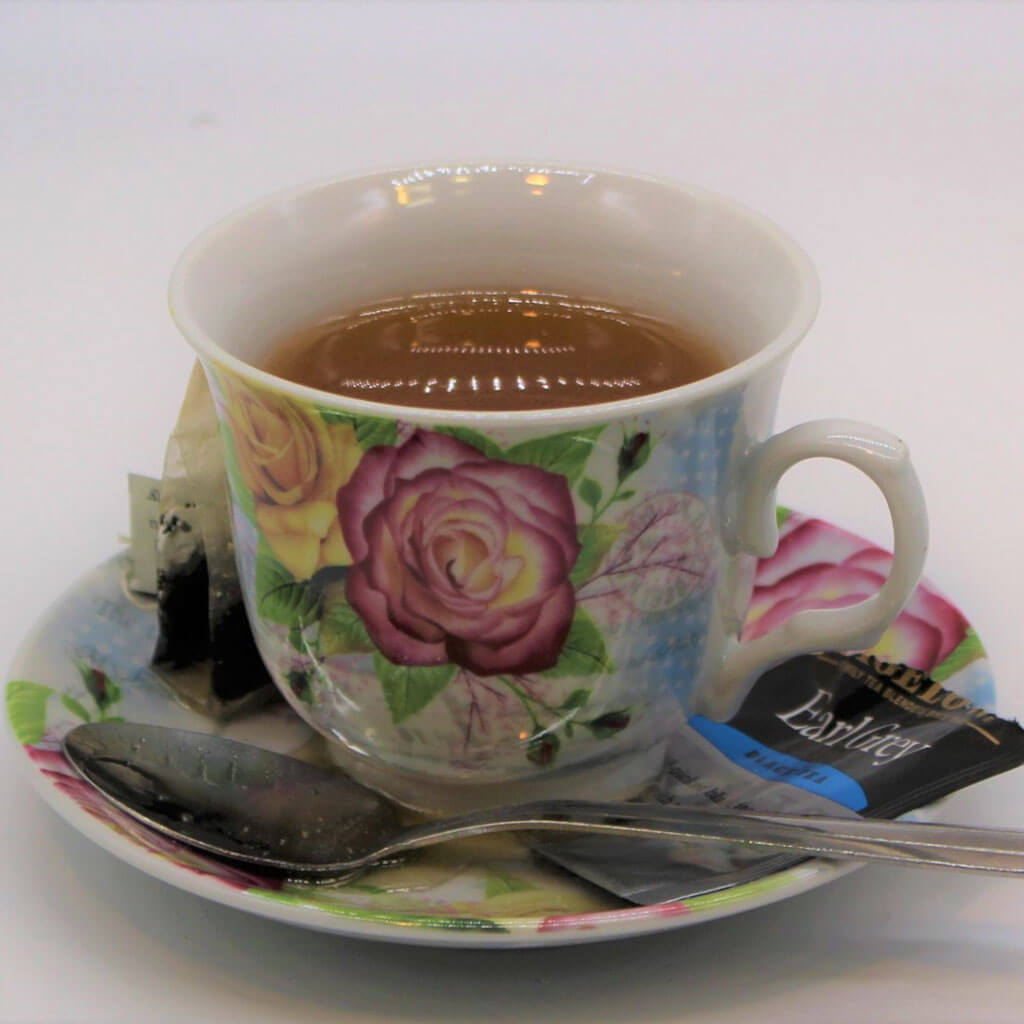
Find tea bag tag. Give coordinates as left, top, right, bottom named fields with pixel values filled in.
left=127, top=473, right=162, bottom=595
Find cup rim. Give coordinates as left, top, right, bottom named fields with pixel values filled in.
left=169, top=161, right=821, bottom=428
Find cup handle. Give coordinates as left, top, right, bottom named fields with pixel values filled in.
left=697, top=419, right=929, bottom=721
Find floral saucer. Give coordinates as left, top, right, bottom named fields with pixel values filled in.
left=5, top=510, right=994, bottom=948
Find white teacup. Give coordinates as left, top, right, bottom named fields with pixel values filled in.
left=170, top=163, right=927, bottom=813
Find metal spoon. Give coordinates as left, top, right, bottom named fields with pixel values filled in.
left=64, top=722, right=1024, bottom=884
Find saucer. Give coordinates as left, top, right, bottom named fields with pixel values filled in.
left=5, top=509, right=995, bottom=948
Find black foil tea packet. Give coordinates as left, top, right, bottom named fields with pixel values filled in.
left=533, top=652, right=1024, bottom=905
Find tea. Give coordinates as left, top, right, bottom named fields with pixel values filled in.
left=262, top=290, right=727, bottom=412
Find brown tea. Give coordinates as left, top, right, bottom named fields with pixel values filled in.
left=262, top=290, right=727, bottom=412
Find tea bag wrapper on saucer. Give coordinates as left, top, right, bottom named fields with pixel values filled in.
left=532, top=651, right=1024, bottom=904
left=148, top=363, right=275, bottom=718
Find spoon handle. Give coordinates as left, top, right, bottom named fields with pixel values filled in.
left=368, top=801, right=1024, bottom=875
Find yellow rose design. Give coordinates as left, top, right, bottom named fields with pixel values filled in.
left=224, top=380, right=361, bottom=579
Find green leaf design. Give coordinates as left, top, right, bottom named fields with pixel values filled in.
left=558, top=688, right=591, bottom=711
left=578, top=476, right=602, bottom=512
left=76, top=663, right=120, bottom=713
left=504, top=426, right=605, bottom=485
left=61, top=695, right=92, bottom=722
left=613, top=488, right=636, bottom=503
left=354, top=416, right=397, bottom=451
left=569, top=523, right=622, bottom=587
left=320, top=596, right=375, bottom=656
left=6, top=681, right=54, bottom=745
left=101, top=678, right=122, bottom=711
left=319, top=410, right=397, bottom=451
left=251, top=889, right=507, bottom=932
left=931, top=627, right=986, bottom=683
left=319, top=409, right=351, bottom=425
left=776, top=505, right=792, bottom=529
left=255, top=541, right=322, bottom=627
left=374, top=654, right=457, bottom=724
left=435, top=425, right=505, bottom=459
left=542, top=608, right=614, bottom=678
left=219, top=422, right=256, bottom=522
left=485, top=871, right=538, bottom=898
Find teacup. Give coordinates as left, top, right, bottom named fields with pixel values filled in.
left=169, top=162, right=927, bottom=813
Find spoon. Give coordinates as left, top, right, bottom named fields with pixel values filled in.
left=64, top=722, right=1024, bottom=884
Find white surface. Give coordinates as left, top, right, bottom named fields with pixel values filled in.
left=2, top=2, right=1023, bottom=1021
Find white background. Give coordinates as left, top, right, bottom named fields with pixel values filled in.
left=3, top=2, right=1024, bottom=1021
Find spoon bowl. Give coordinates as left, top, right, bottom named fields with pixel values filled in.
left=64, top=721, right=400, bottom=876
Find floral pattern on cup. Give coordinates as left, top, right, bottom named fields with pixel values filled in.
left=745, top=511, right=973, bottom=676
left=223, top=378, right=362, bottom=579
left=214, top=371, right=712, bottom=767
left=338, top=429, right=580, bottom=675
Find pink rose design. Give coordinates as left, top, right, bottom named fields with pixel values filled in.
left=336, top=430, right=581, bottom=675
left=743, top=514, right=969, bottom=671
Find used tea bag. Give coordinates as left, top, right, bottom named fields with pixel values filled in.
left=151, top=363, right=275, bottom=716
